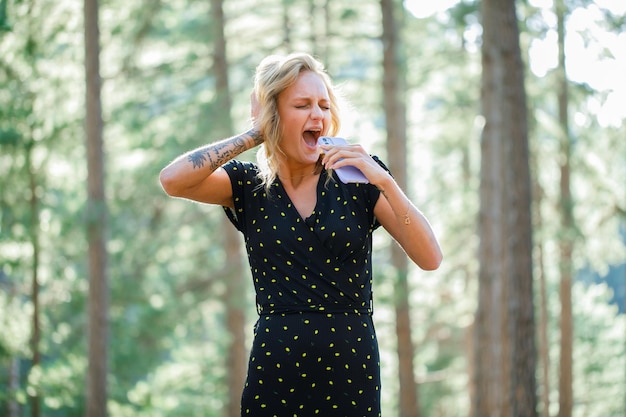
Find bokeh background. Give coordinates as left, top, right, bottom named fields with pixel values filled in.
left=1, top=0, right=624, bottom=416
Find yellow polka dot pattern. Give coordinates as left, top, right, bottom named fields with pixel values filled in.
left=240, top=313, right=381, bottom=416
left=223, top=160, right=387, bottom=416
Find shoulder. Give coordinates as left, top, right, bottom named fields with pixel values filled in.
left=223, top=159, right=258, bottom=172
left=222, top=160, right=260, bottom=180
left=371, top=155, right=392, bottom=175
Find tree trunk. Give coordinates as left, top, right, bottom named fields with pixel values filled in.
left=322, top=0, right=331, bottom=64
left=281, top=0, right=292, bottom=49
left=26, top=142, right=41, bottom=417
left=8, top=275, right=21, bottom=417
left=380, top=0, right=418, bottom=416
left=532, top=152, right=550, bottom=417
left=9, top=357, right=20, bottom=417
left=209, top=1, right=247, bottom=415
left=474, top=0, right=537, bottom=416
left=308, top=0, right=330, bottom=63
left=224, top=228, right=246, bottom=417
left=84, top=0, right=109, bottom=415
left=308, top=0, right=318, bottom=57
left=555, top=1, right=573, bottom=416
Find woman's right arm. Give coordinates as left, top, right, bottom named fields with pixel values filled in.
left=159, top=127, right=263, bottom=207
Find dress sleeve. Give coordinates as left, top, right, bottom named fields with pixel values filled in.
left=221, top=159, right=259, bottom=233
left=369, top=155, right=393, bottom=230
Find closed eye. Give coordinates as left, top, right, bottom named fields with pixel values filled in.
left=296, top=104, right=330, bottom=110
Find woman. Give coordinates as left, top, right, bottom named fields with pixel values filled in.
left=160, top=52, right=442, bottom=416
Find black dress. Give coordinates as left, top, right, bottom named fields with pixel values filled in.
left=223, top=159, right=386, bottom=417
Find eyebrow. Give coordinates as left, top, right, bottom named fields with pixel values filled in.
left=291, top=96, right=330, bottom=102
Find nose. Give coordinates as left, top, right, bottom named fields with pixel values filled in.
left=310, top=104, right=323, bottom=120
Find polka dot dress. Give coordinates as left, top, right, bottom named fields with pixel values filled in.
left=223, top=159, right=387, bottom=417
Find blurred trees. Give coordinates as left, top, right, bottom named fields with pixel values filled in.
left=0, top=0, right=624, bottom=416
left=474, top=0, right=536, bottom=416
left=208, top=0, right=247, bottom=415
left=84, top=0, right=108, bottom=416
left=555, top=0, right=574, bottom=415
left=380, top=0, right=420, bottom=416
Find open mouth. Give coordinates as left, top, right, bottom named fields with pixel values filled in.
left=303, top=130, right=321, bottom=147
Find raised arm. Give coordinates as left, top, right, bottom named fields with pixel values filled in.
left=159, top=128, right=263, bottom=207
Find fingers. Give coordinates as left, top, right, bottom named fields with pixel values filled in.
left=250, top=90, right=260, bottom=121
left=320, top=143, right=366, bottom=169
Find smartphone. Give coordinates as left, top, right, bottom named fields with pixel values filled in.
left=317, top=136, right=369, bottom=184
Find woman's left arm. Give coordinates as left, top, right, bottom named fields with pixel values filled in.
left=373, top=174, right=443, bottom=270
left=320, top=142, right=442, bottom=270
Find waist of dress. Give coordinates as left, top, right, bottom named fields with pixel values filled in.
left=257, top=302, right=372, bottom=316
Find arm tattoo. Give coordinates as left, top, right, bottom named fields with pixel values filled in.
left=187, top=129, right=262, bottom=170
left=188, top=149, right=209, bottom=169
left=252, top=134, right=264, bottom=146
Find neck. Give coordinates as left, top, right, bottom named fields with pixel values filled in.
left=278, top=162, right=323, bottom=188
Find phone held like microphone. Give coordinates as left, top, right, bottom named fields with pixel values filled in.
left=317, top=136, right=369, bottom=184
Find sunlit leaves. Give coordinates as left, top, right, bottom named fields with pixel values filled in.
left=0, top=0, right=624, bottom=415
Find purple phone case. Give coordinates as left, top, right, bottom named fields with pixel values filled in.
left=318, top=137, right=369, bottom=184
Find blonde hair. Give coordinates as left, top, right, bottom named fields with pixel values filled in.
left=254, top=52, right=341, bottom=191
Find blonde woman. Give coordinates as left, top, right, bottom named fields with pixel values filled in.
left=160, top=52, right=442, bottom=416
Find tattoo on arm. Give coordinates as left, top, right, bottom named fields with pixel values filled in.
left=188, top=149, right=209, bottom=169
left=187, top=129, right=262, bottom=170
left=251, top=134, right=264, bottom=146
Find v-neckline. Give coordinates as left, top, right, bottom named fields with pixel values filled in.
left=277, top=172, right=324, bottom=222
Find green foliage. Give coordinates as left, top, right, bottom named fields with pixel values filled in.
left=571, top=282, right=625, bottom=417
left=0, top=128, right=21, bottom=146
left=0, top=0, right=624, bottom=416
left=0, top=293, right=30, bottom=356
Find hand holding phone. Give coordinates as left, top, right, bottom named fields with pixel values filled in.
left=317, top=136, right=369, bottom=184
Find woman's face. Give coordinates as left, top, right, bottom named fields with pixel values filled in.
left=276, top=71, right=331, bottom=167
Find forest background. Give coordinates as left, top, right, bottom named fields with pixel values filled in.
left=1, top=0, right=625, bottom=416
